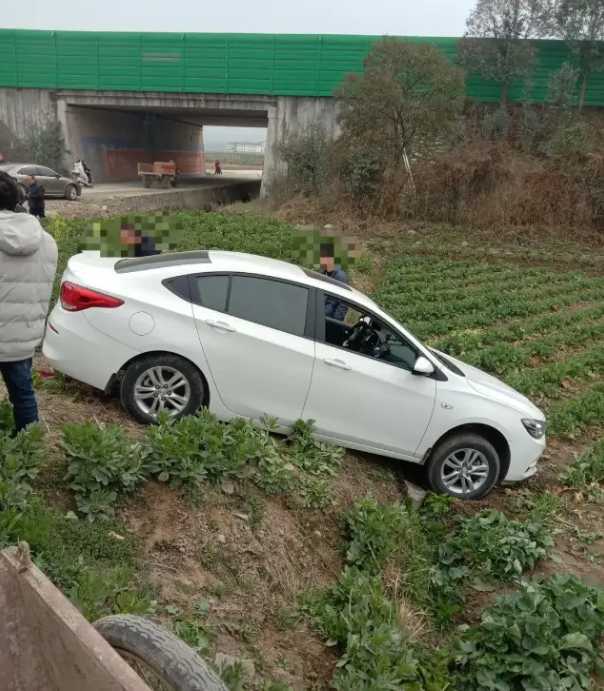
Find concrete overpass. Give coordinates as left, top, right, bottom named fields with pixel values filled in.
left=0, top=29, right=603, bottom=194
left=0, top=86, right=338, bottom=193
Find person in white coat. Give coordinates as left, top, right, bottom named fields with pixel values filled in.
left=0, top=172, right=58, bottom=432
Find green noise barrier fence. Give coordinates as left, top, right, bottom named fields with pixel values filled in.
left=0, top=29, right=603, bottom=105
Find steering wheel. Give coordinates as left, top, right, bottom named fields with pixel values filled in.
left=343, top=316, right=381, bottom=355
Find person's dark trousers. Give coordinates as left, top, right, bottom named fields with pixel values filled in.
left=0, top=359, right=39, bottom=432
left=29, top=206, right=45, bottom=218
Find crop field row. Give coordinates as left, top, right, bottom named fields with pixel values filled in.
left=374, top=255, right=604, bottom=442
left=431, top=303, right=604, bottom=355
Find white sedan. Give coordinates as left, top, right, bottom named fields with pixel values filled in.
left=43, top=250, right=546, bottom=499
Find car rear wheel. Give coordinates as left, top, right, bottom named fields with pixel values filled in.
left=65, top=184, right=78, bottom=201
left=121, top=354, right=205, bottom=424
left=426, top=433, right=500, bottom=500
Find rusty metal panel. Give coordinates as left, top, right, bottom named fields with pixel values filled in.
left=0, top=548, right=151, bottom=691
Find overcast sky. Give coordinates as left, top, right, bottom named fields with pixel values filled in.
left=3, top=0, right=476, bottom=149
left=3, top=0, right=474, bottom=36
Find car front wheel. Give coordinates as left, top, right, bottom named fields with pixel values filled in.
left=427, top=433, right=500, bottom=500
left=65, top=184, right=78, bottom=201
left=121, top=354, right=205, bottom=424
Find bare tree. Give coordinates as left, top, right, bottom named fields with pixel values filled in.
left=459, top=0, right=545, bottom=105
left=545, top=0, right=604, bottom=109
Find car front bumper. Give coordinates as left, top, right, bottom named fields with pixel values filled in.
left=502, top=433, right=546, bottom=483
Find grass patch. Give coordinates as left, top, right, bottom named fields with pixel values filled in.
left=0, top=498, right=151, bottom=621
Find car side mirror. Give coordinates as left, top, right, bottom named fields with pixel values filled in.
left=413, top=356, right=435, bottom=376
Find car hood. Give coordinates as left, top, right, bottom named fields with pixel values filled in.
left=434, top=349, right=545, bottom=420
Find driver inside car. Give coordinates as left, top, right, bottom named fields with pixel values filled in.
left=325, top=300, right=418, bottom=371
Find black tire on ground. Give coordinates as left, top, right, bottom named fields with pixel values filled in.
left=64, top=184, right=78, bottom=201
left=120, top=353, right=205, bottom=424
left=94, top=615, right=228, bottom=691
left=426, top=433, right=500, bottom=500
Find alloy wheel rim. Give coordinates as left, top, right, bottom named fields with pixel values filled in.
left=441, top=448, right=490, bottom=495
left=134, top=366, right=191, bottom=418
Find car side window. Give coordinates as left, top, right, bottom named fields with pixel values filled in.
left=35, top=166, right=56, bottom=177
left=18, top=166, right=36, bottom=176
left=191, top=275, right=229, bottom=312
left=321, top=294, right=418, bottom=371
left=228, top=276, right=309, bottom=337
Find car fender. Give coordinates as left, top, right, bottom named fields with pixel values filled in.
left=415, top=390, right=514, bottom=459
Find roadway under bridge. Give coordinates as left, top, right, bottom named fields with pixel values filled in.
left=0, top=88, right=339, bottom=195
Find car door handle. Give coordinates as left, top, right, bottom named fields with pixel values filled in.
left=323, top=357, right=352, bottom=371
left=205, top=318, right=236, bottom=333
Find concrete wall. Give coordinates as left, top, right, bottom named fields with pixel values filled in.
left=262, top=96, right=340, bottom=195
left=0, top=88, right=57, bottom=147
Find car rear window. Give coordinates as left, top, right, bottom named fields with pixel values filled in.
left=228, top=276, right=308, bottom=337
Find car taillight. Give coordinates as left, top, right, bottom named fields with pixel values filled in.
left=60, top=281, right=124, bottom=312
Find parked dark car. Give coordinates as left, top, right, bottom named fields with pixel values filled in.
left=0, top=163, right=81, bottom=201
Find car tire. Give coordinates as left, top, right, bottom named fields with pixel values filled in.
left=94, top=615, right=227, bottom=691
left=120, top=354, right=206, bottom=424
left=65, top=184, right=78, bottom=201
left=426, top=433, right=500, bottom=500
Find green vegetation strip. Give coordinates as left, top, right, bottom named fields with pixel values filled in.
left=505, top=343, right=604, bottom=398
left=404, top=284, right=604, bottom=339
left=547, top=383, right=604, bottom=439
left=396, top=280, right=604, bottom=325
left=304, top=497, right=603, bottom=689
left=459, top=324, right=604, bottom=377
left=431, top=303, right=604, bottom=355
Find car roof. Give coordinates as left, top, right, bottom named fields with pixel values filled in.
left=74, top=249, right=378, bottom=310
left=0, top=163, right=56, bottom=171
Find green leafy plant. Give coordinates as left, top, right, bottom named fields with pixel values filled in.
left=345, top=498, right=409, bottom=573
left=62, top=422, right=147, bottom=520
left=305, top=567, right=450, bottom=690
left=299, top=475, right=332, bottom=509
left=0, top=399, right=14, bottom=433
left=288, top=419, right=343, bottom=476
left=0, top=423, right=45, bottom=510
left=561, top=439, right=604, bottom=491
left=452, top=574, right=604, bottom=690
left=440, top=509, right=552, bottom=581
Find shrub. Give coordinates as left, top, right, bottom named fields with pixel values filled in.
left=279, top=125, right=332, bottom=196
left=546, top=120, right=592, bottom=161
left=14, top=117, right=69, bottom=173
left=453, top=575, right=604, bottom=690
left=62, top=422, right=147, bottom=520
